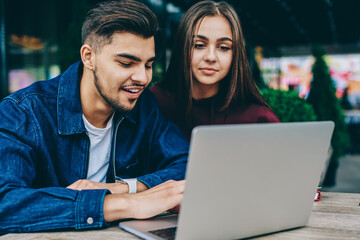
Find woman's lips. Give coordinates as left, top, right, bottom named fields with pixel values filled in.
left=200, top=67, right=218, bottom=75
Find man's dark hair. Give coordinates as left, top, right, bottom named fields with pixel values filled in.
left=81, top=0, right=158, bottom=51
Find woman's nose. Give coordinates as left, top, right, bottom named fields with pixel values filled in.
left=204, top=46, right=216, bottom=62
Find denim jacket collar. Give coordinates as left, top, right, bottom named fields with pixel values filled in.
left=57, top=61, right=137, bottom=136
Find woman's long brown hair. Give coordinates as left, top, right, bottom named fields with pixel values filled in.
left=158, top=0, right=270, bottom=114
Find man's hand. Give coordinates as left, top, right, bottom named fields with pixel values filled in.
left=66, top=179, right=148, bottom=194
left=103, top=180, right=185, bottom=222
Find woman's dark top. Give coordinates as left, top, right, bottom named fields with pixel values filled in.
left=150, top=85, right=280, bottom=140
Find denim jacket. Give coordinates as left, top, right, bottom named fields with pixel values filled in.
left=0, top=62, right=189, bottom=234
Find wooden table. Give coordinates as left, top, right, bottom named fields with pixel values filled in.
left=1, top=192, right=360, bottom=240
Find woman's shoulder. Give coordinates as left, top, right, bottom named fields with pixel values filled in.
left=227, top=103, right=280, bottom=123
left=149, top=84, right=179, bottom=115
left=244, top=104, right=280, bottom=123
left=150, top=85, right=173, bottom=101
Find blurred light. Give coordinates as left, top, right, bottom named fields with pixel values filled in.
left=148, top=0, right=163, bottom=7
left=166, top=2, right=181, bottom=14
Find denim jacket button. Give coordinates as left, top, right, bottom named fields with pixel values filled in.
left=87, top=217, right=94, bottom=225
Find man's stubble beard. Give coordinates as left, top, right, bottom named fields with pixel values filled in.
left=93, top=70, right=136, bottom=114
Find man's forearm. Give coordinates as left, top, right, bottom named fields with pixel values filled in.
left=67, top=179, right=149, bottom=194
left=103, top=194, right=132, bottom=222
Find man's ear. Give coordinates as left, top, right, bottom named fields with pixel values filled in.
left=80, top=44, right=94, bottom=71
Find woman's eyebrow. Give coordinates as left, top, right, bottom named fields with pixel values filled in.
left=193, top=35, right=208, bottom=41
left=193, top=35, right=233, bottom=43
left=217, top=37, right=233, bottom=42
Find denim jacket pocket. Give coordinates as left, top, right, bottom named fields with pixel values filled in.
left=126, top=157, right=139, bottom=169
left=116, top=157, right=140, bottom=178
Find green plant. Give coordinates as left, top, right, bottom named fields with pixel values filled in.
left=150, top=62, right=164, bottom=86
left=307, top=44, right=350, bottom=187
left=261, top=88, right=317, bottom=122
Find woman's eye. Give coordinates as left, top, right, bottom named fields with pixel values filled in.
left=194, top=43, right=206, bottom=49
left=219, top=46, right=231, bottom=51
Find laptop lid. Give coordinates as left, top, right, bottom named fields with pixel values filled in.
left=120, top=121, right=334, bottom=240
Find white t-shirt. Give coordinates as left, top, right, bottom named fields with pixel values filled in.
left=82, top=114, right=114, bottom=183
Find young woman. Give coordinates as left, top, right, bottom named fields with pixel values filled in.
left=151, top=0, right=279, bottom=140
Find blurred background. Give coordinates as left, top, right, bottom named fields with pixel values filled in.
left=0, top=0, right=359, bottom=192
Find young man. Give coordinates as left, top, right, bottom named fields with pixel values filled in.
left=0, top=0, right=188, bottom=234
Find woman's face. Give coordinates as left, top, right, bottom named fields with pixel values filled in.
left=191, top=15, right=233, bottom=100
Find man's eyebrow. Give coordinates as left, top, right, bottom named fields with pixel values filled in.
left=115, top=53, right=156, bottom=62
left=193, top=35, right=233, bottom=42
left=115, top=53, right=141, bottom=62
left=147, top=56, right=156, bottom=62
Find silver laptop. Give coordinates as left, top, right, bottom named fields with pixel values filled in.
left=119, top=121, right=334, bottom=240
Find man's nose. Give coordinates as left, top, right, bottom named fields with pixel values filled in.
left=130, top=66, right=150, bottom=84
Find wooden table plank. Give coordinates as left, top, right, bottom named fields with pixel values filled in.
left=1, top=192, right=359, bottom=240
left=254, top=192, right=360, bottom=239
left=0, top=227, right=140, bottom=240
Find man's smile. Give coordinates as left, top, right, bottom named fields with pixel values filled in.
left=120, top=84, right=146, bottom=97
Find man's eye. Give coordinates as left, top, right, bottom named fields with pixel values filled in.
left=119, top=62, right=132, bottom=67
left=145, top=64, right=153, bottom=69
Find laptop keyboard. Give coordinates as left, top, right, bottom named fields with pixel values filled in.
left=149, top=226, right=177, bottom=240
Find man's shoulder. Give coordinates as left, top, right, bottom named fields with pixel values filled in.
left=0, top=75, right=62, bottom=133
left=4, top=62, right=81, bottom=105
left=4, top=76, right=61, bottom=105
